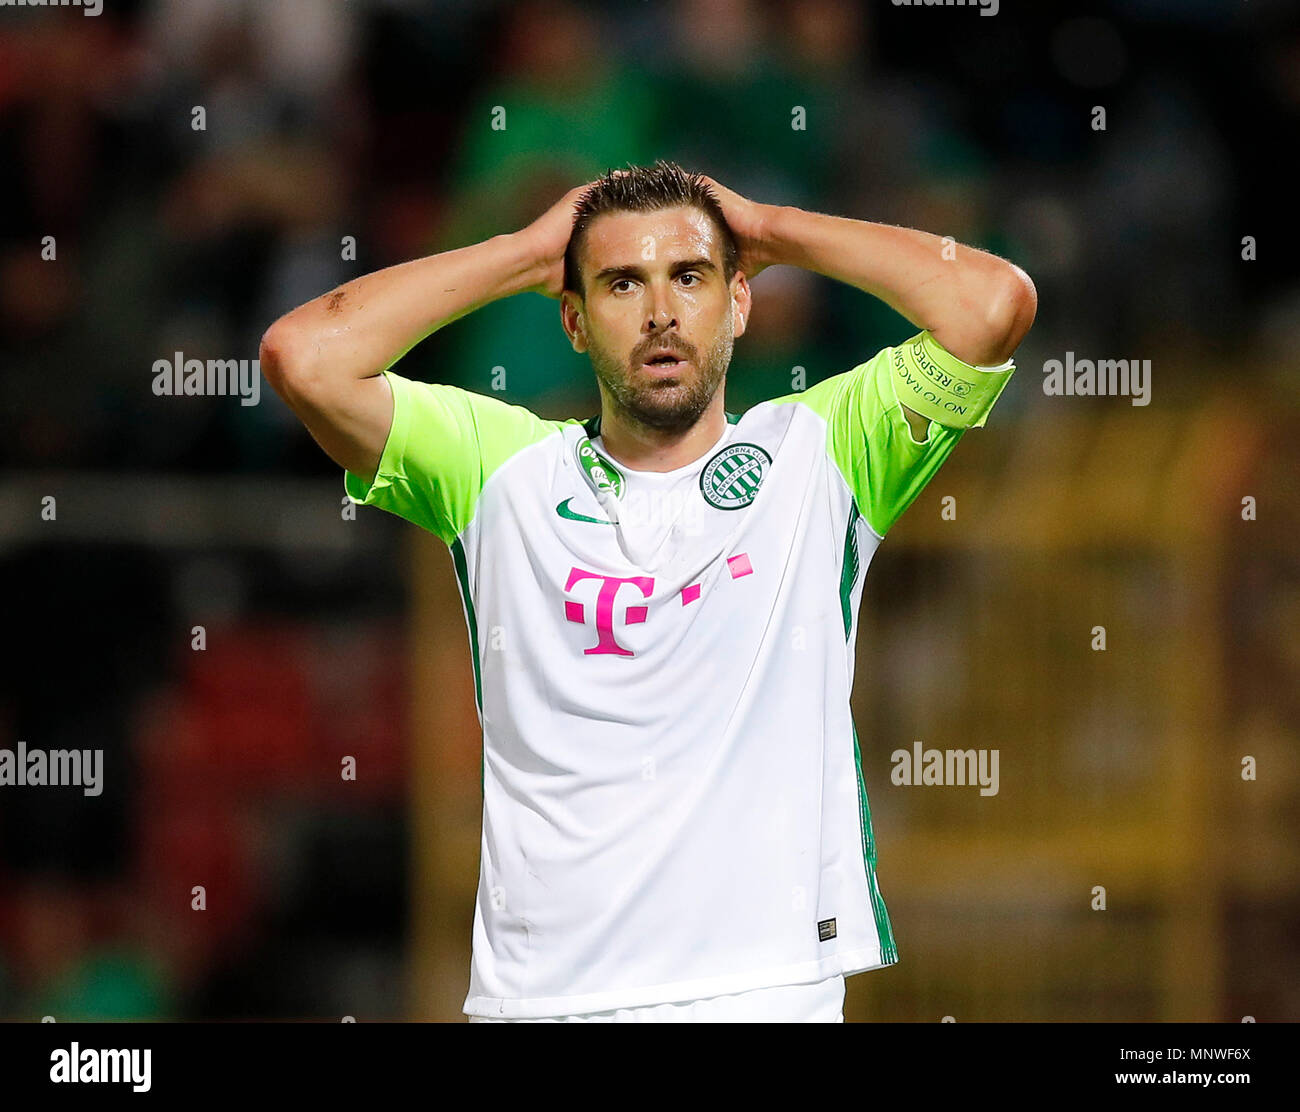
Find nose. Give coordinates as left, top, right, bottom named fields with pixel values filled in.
left=646, top=288, right=678, bottom=333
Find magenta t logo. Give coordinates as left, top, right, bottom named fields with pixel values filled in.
left=564, top=567, right=655, bottom=656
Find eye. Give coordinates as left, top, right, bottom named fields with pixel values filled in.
left=679, top=272, right=700, bottom=287
left=611, top=278, right=636, bottom=293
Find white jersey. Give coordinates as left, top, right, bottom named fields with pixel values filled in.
left=467, top=974, right=846, bottom=1022
left=343, top=330, right=1015, bottom=1019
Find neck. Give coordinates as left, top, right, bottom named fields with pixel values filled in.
left=596, top=393, right=728, bottom=473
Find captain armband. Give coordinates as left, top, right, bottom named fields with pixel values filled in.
left=890, top=330, right=1016, bottom=429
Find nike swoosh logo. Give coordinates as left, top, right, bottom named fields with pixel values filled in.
left=556, top=498, right=613, bottom=525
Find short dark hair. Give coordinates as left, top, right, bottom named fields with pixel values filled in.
left=563, top=159, right=739, bottom=298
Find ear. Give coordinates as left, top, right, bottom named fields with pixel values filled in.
left=732, top=272, right=752, bottom=338
left=561, top=291, right=588, bottom=354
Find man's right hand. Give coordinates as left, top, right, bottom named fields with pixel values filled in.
left=519, top=173, right=626, bottom=299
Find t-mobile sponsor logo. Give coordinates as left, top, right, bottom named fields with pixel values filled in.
left=564, top=568, right=654, bottom=656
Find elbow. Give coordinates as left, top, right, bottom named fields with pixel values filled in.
left=981, top=264, right=1037, bottom=364
left=258, top=319, right=314, bottom=398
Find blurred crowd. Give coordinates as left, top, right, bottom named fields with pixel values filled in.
left=2, top=0, right=1297, bottom=475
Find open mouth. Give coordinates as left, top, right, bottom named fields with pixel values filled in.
left=642, top=352, right=689, bottom=371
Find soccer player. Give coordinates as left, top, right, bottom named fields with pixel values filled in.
left=259, top=161, right=1036, bottom=1022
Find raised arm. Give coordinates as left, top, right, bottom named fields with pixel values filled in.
left=703, top=176, right=1036, bottom=366
left=701, top=176, right=1037, bottom=437
left=258, top=182, right=588, bottom=484
left=760, top=207, right=1036, bottom=365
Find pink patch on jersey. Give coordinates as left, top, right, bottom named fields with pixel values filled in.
left=681, top=583, right=701, bottom=605
left=727, top=553, right=753, bottom=579
left=625, top=605, right=647, bottom=624
left=564, top=600, right=585, bottom=623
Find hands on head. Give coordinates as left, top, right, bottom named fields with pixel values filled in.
left=520, top=169, right=632, bottom=299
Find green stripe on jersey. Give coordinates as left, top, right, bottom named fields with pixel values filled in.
left=839, top=503, right=899, bottom=965
left=853, top=722, right=898, bottom=965
left=450, top=536, right=484, bottom=793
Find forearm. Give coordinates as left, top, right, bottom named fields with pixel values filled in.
left=260, top=231, right=546, bottom=390
left=761, top=205, right=1036, bottom=366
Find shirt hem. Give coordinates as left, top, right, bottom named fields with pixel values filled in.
left=462, top=943, right=896, bottom=1019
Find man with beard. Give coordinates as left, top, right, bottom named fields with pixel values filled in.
left=259, top=160, right=1035, bottom=1022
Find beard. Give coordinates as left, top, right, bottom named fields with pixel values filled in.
left=588, top=328, right=732, bottom=434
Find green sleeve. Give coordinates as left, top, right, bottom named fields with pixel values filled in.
left=773, top=332, right=1011, bottom=537
left=343, top=370, right=563, bottom=545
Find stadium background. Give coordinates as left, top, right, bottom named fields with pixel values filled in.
left=1, top=0, right=1297, bottom=1021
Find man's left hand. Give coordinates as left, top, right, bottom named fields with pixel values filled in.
left=700, top=175, right=778, bottom=282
